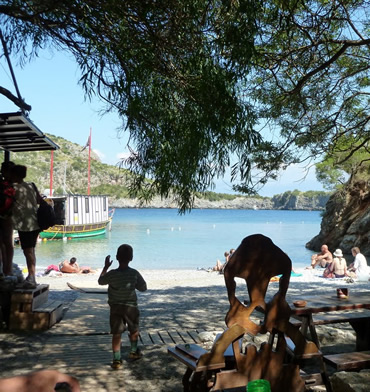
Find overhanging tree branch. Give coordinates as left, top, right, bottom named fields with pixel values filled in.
left=0, top=86, right=32, bottom=111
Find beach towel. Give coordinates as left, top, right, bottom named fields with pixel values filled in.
left=276, top=271, right=303, bottom=278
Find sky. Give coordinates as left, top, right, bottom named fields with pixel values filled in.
left=0, top=49, right=325, bottom=197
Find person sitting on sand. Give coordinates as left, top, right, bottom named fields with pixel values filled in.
left=213, top=251, right=230, bottom=272
left=307, top=244, right=333, bottom=269
left=348, top=247, right=369, bottom=279
left=324, top=249, right=348, bottom=278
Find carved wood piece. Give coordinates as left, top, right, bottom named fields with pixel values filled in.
left=224, top=234, right=292, bottom=332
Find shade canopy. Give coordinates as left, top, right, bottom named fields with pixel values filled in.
left=0, top=112, right=59, bottom=152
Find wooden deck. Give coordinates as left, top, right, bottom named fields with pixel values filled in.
left=139, top=328, right=205, bottom=345
left=47, top=292, right=225, bottom=347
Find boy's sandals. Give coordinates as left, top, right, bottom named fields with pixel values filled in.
left=111, top=359, right=122, bottom=370
left=129, top=348, right=143, bottom=361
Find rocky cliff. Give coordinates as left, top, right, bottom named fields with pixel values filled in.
left=110, top=193, right=330, bottom=210
left=271, top=192, right=329, bottom=210
left=306, top=180, right=370, bottom=256
left=110, top=195, right=274, bottom=209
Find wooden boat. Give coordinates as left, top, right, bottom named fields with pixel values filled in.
left=39, top=128, right=115, bottom=240
left=39, top=194, right=115, bottom=239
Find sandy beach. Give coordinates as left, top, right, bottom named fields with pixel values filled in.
left=1, top=267, right=370, bottom=391
left=36, top=266, right=370, bottom=295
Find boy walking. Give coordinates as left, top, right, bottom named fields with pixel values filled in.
left=98, top=244, right=147, bottom=369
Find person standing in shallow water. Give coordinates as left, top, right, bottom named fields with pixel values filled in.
left=98, top=244, right=147, bottom=369
left=10, top=164, right=40, bottom=289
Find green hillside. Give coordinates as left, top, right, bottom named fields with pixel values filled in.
left=7, top=134, right=331, bottom=207
left=10, top=134, right=131, bottom=198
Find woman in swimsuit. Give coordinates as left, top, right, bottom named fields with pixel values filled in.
left=329, top=249, right=348, bottom=278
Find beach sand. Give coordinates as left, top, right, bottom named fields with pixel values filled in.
left=1, top=268, right=370, bottom=391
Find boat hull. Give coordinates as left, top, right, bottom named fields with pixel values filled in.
left=39, top=220, right=110, bottom=239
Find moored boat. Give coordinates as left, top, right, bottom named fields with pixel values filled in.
left=39, top=194, right=114, bottom=239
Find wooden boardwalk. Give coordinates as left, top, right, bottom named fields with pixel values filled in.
left=47, top=292, right=226, bottom=347
left=139, top=328, right=205, bottom=345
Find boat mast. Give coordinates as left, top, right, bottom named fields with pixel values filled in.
left=88, top=127, right=91, bottom=196
left=49, top=150, right=54, bottom=196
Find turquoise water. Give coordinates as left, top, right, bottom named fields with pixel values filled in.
left=13, top=208, right=322, bottom=270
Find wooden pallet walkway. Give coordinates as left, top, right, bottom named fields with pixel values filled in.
left=139, top=328, right=205, bottom=346
left=48, top=293, right=227, bottom=344
left=46, top=328, right=211, bottom=346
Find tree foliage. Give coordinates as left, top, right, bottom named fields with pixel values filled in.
left=315, top=136, right=370, bottom=190
left=1, top=0, right=370, bottom=211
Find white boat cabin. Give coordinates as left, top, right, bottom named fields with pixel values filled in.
left=50, top=195, right=109, bottom=226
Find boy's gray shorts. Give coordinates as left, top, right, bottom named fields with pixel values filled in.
left=109, top=304, right=140, bottom=334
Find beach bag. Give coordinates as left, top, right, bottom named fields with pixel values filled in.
left=37, top=198, right=56, bottom=231
left=0, top=180, right=15, bottom=216
left=32, top=183, right=56, bottom=231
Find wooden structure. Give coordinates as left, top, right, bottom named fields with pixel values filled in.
left=9, top=284, right=63, bottom=330
left=168, top=235, right=370, bottom=391
left=168, top=234, right=320, bottom=392
left=168, top=325, right=245, bottom=392
left=287, top=293, right=370, bottom=374
left=288, top=292, right=370, bottom=352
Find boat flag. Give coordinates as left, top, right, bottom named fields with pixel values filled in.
left=81, top=136, right=91, bottom=152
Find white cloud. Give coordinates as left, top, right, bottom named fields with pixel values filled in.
left=93, top=148, right=105, bottom=161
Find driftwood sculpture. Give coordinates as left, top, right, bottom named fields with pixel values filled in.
left=170, top=234, right=325, bottom=392
left=224, top=234, right=292, bottom=333
left=212, top=234, right=318, bottom=392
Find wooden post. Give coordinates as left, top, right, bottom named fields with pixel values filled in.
left=49, top=150, right=54, bottom=196
left=88, top=127, right=91, bottom=196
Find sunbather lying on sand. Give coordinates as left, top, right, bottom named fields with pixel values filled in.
left=59, top=257, right=95, bottom=274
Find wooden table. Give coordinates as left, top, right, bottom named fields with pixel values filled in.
left=289, top=291, right=370, bottom=351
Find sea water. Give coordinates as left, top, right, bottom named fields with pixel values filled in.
left=13, top=208, right=322, bottom=271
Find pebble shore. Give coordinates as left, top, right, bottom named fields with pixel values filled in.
left=1, top=267, right=369, bottom=391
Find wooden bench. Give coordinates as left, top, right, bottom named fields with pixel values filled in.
left=323, top=351, right=370, bottom=371
left=290, top=309, right=370, bottom=327
left=9, top=299, right=64, bottom=330
left=168, top=325, right=246, bottom=392
left=284, top=337, right=323, bottom=360
left=9, top=285, right=64, bottom=330
left=168, top=343, right=226, bottom=392
left=245, top=299, right=370, bottom=328
left=167, top=337, right=240, bottom=373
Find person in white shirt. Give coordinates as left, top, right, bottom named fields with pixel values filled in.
left=348, top=247, right=369, bottom=279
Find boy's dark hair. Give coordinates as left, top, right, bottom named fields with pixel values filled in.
left=117, top=244, right=133, bottom=262
left=54, top=382, right=72, bottom=392
left=70, top=257, right=77, bottom=264
left=11, top=164, right=27, bottom=179
left=1, top=161, right=15, bottom=174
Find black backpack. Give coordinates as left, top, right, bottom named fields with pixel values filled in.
left=32, top=183, right=56, bottom=231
